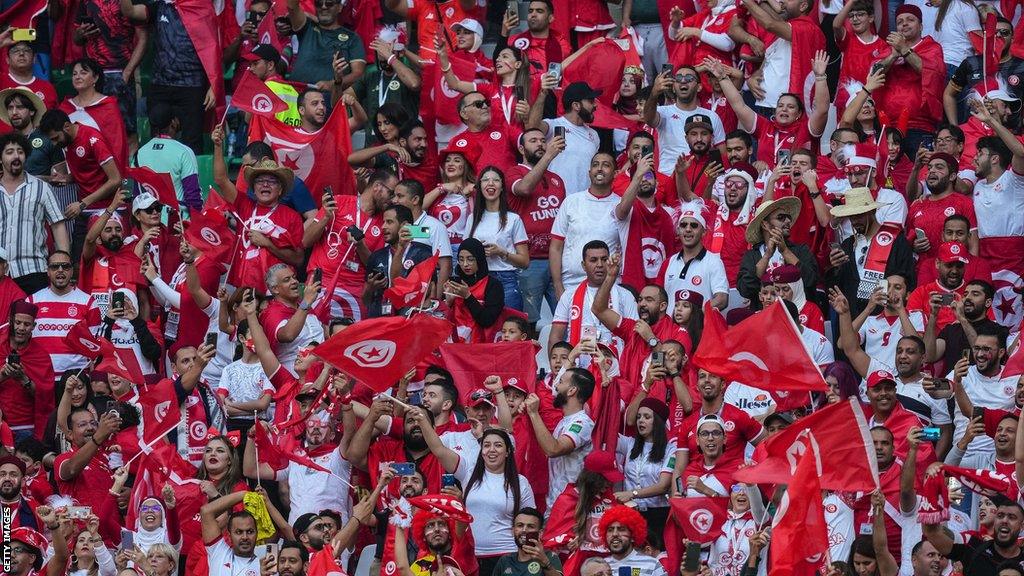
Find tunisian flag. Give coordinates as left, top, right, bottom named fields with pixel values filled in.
left=252, top=422, right=333, bottom=474
left=733, top=398, right=879, bottom=491
left=692, top=301, right=828, bottom=392
left=384, top=253, right=439, bottom=309
left=560, top=38, right=635, bottom=131
left=1004, top=344, right=1024, bottom=378
left=232, top=71, right=288, bottom=116
left=313, top=314, right=453, bottom=392
left=183, top=211, right=236, bottom=263
left=126, top=166, right=180, bottom=211
left=422, top=58, right=478, bottom=126
left=59, top=96, right=128, bottom=170
left=66, top=319, right=145, bottom=384
left=770, top=449, right=829, bottom=576
left=136, top=382, right=182, bottom=445
left=249, top=103, right=356, bottom=196
left=438, top=341, right=538, bottom=403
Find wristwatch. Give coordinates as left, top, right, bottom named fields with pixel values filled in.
left=631, top=489, right=640, bottom=498
left=647, top=337, right=659, bottom=347
left=299, top=301, right=312, bottom=311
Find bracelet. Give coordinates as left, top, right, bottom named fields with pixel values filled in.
left=441, top=63, right=452, bottom=73
left=901, top=50, right=911, bottom=57
left=46, top=524, right=59, bottom=531
left=814, top=74, right=826, bottom=80
left=90, top=436, right=104, bottom=447
left=104, top=208, right=114, bottom=216
left=862, top=86, right=872, bottom=95
left=387, top=54, right=397, bottom=66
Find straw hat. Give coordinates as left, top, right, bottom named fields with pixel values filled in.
left=829, top=187, right=886, bottom=218
left=744, top=197, right=801, bottom=244
left=0, top=87, right=45, bottom=125
left=243, top=159, right=294, bottom=193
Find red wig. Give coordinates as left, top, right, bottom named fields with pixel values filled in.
left=598, top=505, right=647, bottom=546
left=410, top=510, right=457, bottom=553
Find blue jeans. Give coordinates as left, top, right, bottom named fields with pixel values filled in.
left=519, top=259, right=556, bottom=322
left=493, top=269, right=523, bottom=311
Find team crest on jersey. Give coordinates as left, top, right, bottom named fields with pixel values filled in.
left=691, top=275, right=703, bottom=286
left=944, top=206, right=955, bottom=217
left=75, top=146, right=86, bottom=157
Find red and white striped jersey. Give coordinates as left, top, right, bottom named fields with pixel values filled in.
left=27, top=287, right=97, bottom=376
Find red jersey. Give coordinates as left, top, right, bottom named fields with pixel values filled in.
left=307, top=194, right=385, bottom=302
left=836, top=27, right=887, bottom=87
left=368, top=438, right=446, bottom=505
left=79, top=246, right=144, bottom=313
left=751, top=115, right=812, bottom=167
left=452, top=126, right=517, bottom=173
left=65, top=124, right=115, bottom=200
left=478, top=83, right=526, bottom=136
left=704, top=199, right=755, bottom=287
left=26, top=287, right=96, bottom=376
left=905, top=193, right=978, bottom=281
left=0, top=73, right=57, bottom=109
left=0, top=334, right=54, bottom=434
left=907, top=280, right=968, bottom=333
left=165, top=257, right=222, bottom=348
left=0, top=499, right=38, bottom=531
left=505, top=163, right=566, bottom=260
left=678, top=403, right=764, bottom=470
left=227, top=196, right=304, bottom=293
left=54, top=448, right=121, bottom=542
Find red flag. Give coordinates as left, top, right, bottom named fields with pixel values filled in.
left=58, top=96, right=128, bottom=170
left=423, top=58, right=478, bottom=125
left=253, top=2, right=288, bottom=54
left=589, top=370, right=622, bottom=452
left=770, top=449, right=829, bottom=576
left=248, top=105, right=356, bottom=197
left=184, top=211, right=237, bottom=263
left=692, top=301, right=828, bottom=392
left=66, top=319, right=145, bottom=384
left=253, top=423, right=289, bottom=471
left=176, top=0, right=225, bottom=119
left=0, top=0, right=46, bottom=28
left=969, top=13, right=1003, bottom=78
left=438, top=341, right=538, bottom=404
left=203, top=186, right=231, bottom=215
left=942, top=465, right=1015, bottom=499
left=384, top=253, right=439, bottom=309
left=561, top=39, right=635, bottom=131
left=232, top=71, right=289, bottom=116
left=733, top=398, right=879, bottom=491
left=136, top=382, right=182, bottom=445
left=125, top=443, right=200, bottom=528
left=253, top=423, right=333, bottom=474
left=313, top=315, right=453, bottom=392
left=1004, top=344, right=1024, bottom=378
left=408, top=494, right=474, bottom=524
left=307, top=544, right=345, bottom=576
left=668, top=497, right=730, bottom=543
left=126, top=166, right=180, bottom=211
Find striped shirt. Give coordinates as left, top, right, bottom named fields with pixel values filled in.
left=26, top=287, right=97, bottom=377
left=0, top=174, right=65, bottom=277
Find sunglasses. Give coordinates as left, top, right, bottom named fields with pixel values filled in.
left=139, top=504, right=162, bottom=513
left=724, top=180, right=746, bottom=190
left=464, top=100, right=488, bottom=109
left=470, top=390, right=493, bottom=401
left=678, top=221, right=701, bottom=229
left=316, top=0, right=337, bottom=7
left=140, top=206, right=162, bottom=214
left=674, top=74, right=698, bottom=84
left=48, top=263, right=73, bottom=270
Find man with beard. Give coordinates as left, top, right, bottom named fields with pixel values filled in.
left=201, top=492, right=261, bottom=575
left=363, top=203, right=434, bottom=316
left=550, top=241, right=638, bottom=352
left=507, top=128, right=566, bottom=333
left=830, top=141, right=908, bottom=235
left=0, top=88, right=62, bottom=179
left=491, top=508, right=562, bottom=576
left=0, top=302, right=54, bottom=441
left=0, top=456, right=38, bottom=531
left=670, top=370, right=764, bottom=495
left=944, top=408, right=1018, bottom=500
left=502, top=0, right=571, bottom=77
left=908, top=242, right=972, bottom=333
left=925, top=498, right=1024, bottom=576
left=927, top=280, right=1001, bottom=369
left=26, top=251, right=95, bottom=382
left=396, top=120, right=440, bottom=192
left=762, top=148, right=832, bottom=249
left=701, top=166, right=759, bottom=288
left=549, top=154, right=626, bottom=298
left=393, top=180, right=452, bottom=297
left=827, top=187, right=916, bottom=318
left=79, top=191, right=149, bottom=318
left=53, top=406, right=124, bottom=542
left=0, top=133, right=69, bottom=294
left=600, top=505, right=666, bottom=576
left=286, top=0, right=365, bottom=90
left=709, top=132, right=769, bottom=204
left=660, top=209, right=728, bottom=311
left=524, top=367, right=596, bottom=510
left=272, top=541, right=310, bottom=576
left=643, top=66, right=725, bottom=176
left=850, top=274, right=924, bottom=368
left=293, top=513, right=328, bottom=552
left=450, top=92, right=517, bottom=173
left=737, top=197, right=817, bottom=308
left=296, top=89, right=329, bottom=133
left=906, top=153, right=979, bottom=281
left=675, top=114, right=725, bottom=199
left=527, top=82, right=601, bottom=195
left=394, top=507, right=478, bottom=576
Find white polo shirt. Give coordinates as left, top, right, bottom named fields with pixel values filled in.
left=660, top=249, right=729, bottom=310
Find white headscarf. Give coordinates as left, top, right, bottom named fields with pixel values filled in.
left=133, top=498, right=178, bottom=553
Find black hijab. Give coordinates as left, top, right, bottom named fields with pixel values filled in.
left=456, top=238, right=490, bottom=286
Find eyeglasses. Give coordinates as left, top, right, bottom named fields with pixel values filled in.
left=254, top=176, right=281, bottom=186
left=139, top=504, right=162, bottom=513
left=464, top=100, right=488, bottom=110
left=935, top=136, right=957, bottom=144
left=848, top=10, right=869, bottom=18
left=48, top=263, right=73, bottom=270
left=674, top=74, right=698, bottom=84
left=697, top=429, right=724, bottom=438
left=8, top=48, right=32, bottom=56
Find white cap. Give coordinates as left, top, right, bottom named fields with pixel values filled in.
left=132, top=192, right=160, bottom=212
left=452, top=18, right=484, bottom=37
left=986, top=89, right=1020, bottom=103
left=678, top=209, right=707, bottom=229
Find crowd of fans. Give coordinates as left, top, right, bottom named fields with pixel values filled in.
left=0, top=0, right=1024, bottom=574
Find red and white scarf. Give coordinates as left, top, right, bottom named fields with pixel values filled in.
left=857, top=223, right=901, bottom=299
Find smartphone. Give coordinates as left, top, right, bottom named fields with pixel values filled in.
left=68, top=506, right=92, bottom=519
left=931, top=377, right=950, bottom=391
left=640, top=144, right=653, bottom=158
left=506, top=0, right=518, bottom=19
left=651, top=351, right=665, bottom=366
left=312, top=268, right=322, bottom=285
left=11, top=28, right=36, bottom=42
left=777, top=149, right=791, bottom=166
left=204, top=332, right=218, bottom=348
left=523, top=530, right=539, bottom=544
left=547, top=62, right=562, bottom=84
left=830, top=241, right=842, bottom=252
left=264, top=543, right=279, bottom=559
left=662, top=63, right=675, bottom=76
left=407, top=390, right=422, bottom=406
left=973, top=406, right=986, bottom=421
left=708, top=149, right=723, bottom=166
left=112, top=291, right=125, bottom=309
left=442, top=473, right=457, bottom=488
left=878, top=279, right=889, bottom=293
left=869, top=62, right=885, bottom=76
left=553, top=125, right=565, bottom=139
left=683, top=541, right=702, bottom=573
left=247, top=9, right=261, bottom=24
left=921, top=427, right=942, bottom=442
left=390, top=462, right=416, bottom=476
left=581, top=324, right=599, bottom=342
left=914, top=228, right=926, bottom=240
left=404, top=224, right=431, bottom=239
left=120, top=529, right=134, bottom=550
left=514, top=85, right=525, bottom=101
left=939, top=293, right=955, bottom=306
left=962, top=349, right=971, bottom=360
left=675, top=476, right=684, bottom=495
left=920, top=136, right=935, bottom=152
left=7, top=351, right=19, bottom=365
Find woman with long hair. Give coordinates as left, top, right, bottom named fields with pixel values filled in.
left=68, top=515, right=116, bottom=576
left=613, top=398, right=673, bottom=548
left=425, top=141, right=480, bottom=250
left=467, top=167, right=529, bottom=311
left=543, top=452, right=619, bottom=562
left=47, top=371, right=94, bottom=454
left=672, top=290, right=704, bottom=350
left=124, top=194, right=179, bottom=287
left=446, top=238, right=505, bottom=343
left=58, top=57, right=128, bottom=169
left=439, top=46, right=531, bottom=132
left=839, top=67, right=884, bottom=141
left=196, top=435, right=246, bottom=499
left=347, top=103, right=412, bottom=167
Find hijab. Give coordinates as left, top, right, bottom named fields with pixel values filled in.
left=133, top=498, right=177, bottom=553
left=456, top=238, right=490, bottom=286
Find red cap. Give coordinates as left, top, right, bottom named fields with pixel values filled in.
left=866, top=369, right=896, bottom=388
left=937, top=241, right=969, bottom=264
left=503, top=377, right=530, bottom=395
left=11, top=527, right=46, bottom=554
left=468, top=388, right=496, bottom=408
left=583, top=450, right=624, bottom=482
left=769, top=264, right=802, bottom=284
left=674, top=289, right=705, bottom=307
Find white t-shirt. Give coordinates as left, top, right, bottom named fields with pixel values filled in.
left=552, top=283, right=639, bottom=350
left=546, top=116, right=600, bottom=195
left=801, top=327, right=835, bottom=366
left=276, top=445, right=353, bottom=524
left=824, top=493, right=855, bottom=566
left=200, top=299, right=237, bottom=389
left=605, top=549, right=668, bottom=576
left=550, top=191, right=624, bottom=290
left=205, top=539, right=260, bottom=576
left=757, top=38, right=793, bottom=109
left=661, top=250, right=729, bottom=310
left=974, top=167, right=1024, bottom=238
left=441, top=428, right=482, bottom=469
left=950, top=366, right=1017, bottom=459
left=906, top=0, right=980, bottom=65
left=467, top=210, right=529, bottom=272
left=615, top=435, right=676, bottom=509
left=547, top=410, right=595, bottom=510
left=269, top=309, right=325, bottom=373
left=655, top=105, right=726, bottom=175
left=455, top=459, right=536, bottom=555
left=858, top=311, right=926, bottom=368
left=217, top=360, right=274, bottom=420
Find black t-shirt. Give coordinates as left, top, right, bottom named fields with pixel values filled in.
left=952, top=55, right=1024, bottom=103
left=365, top=242, right=434, bottom=317
left=948, top=537, right=1024, bottom=576
left=938, top=317, right=1002, bottom=369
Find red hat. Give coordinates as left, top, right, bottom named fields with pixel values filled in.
left=846, top=141, right=878, bottom=168
left=468, top=388, right=496, bottom=408
left=439, top=137, right=483, bottom=176
left=0, top=455, right=26, bottom=476
left=866, top=369, right=896, bottom=388
left=583, top=450, right=624, bottom=482
left=598, top=505, right=648, bottom=546
left=11, top=527, right=46, bottom=555
left=9, top=300, right=38, bottom=319
left=639, top=397, right=670, bottom=422
left=503, top=377, right=530, bottom=395
left=895, top=4, right=922, bottom=21
left=937, top=241, right=970, bottom=264
left=769, top=264, right=802, bottom=284
left=930, top=152, right=960, bottom=173
left=674, top=289, right=705, bottom=307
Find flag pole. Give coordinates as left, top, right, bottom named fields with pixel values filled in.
left=253, top=410, right=262, bottom=489
left=123, top=419, right=181, bottom=467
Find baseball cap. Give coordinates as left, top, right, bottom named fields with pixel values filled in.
left=684, top=113, right=713, bottom=133
left=866, top=369, right=896, bottom=388
left=293, top=512, right=320, bottom=536
left=985, top=89, right=1020, bottom=103
left=937, top=241, right=969, bottom=264
left=678, top=209, right=706, bottom=229
left=468, top=388, right=495, bottom=408
left=764, top=411, right=795, bottom=426
left=132, top=191, right=160, bottom=212
left=242, top=44, right=282, bottom=63
left=503, top=377, right=530, bottom=395
left=697, top=414, right=726, bottom=432
left=583, top=450, right=624, bottom=482
left=563, top=81, right=603, bottom=106
left=452, top=18, right=484, bottom=37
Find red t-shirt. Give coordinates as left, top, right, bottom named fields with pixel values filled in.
left=367, top=437, right=446, bottom=505
left=306, top=194, right=385, bottom=294
left=751, top=115, right=812, bottom=167
left=677, top=404, right=764, bottom=470
left=54, top=448, right=121, bottom=542
left=836, top=27, right=887, bottom=87
left=66, top=124, right=115, bottom=200
left=506, top=32, right=571, bottom=78
left=505, top=163, right=567, bottom=260
left=703, top=199, right=755, bottom=287
left=907, top=280, right=967, bottom=333
left=452, top=126, right=517, bottom=174
left=227, top=196, right=304, bottom=293
left=408, top=0, right=482, bottom=58
left=168, top=257, right=222, bottom=348
left=260, top=300, right=299, bottom=352
left=905, top=193, right=978, bottom=281
left=0, top=74, right=58, bottom=110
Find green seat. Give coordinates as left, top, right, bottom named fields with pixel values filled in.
left=197, top=154, right=215, bottom=194
left=137, top=117, right=151, bottom=147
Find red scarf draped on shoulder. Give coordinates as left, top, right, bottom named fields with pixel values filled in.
left=452, top=276, right=491, bottom=343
